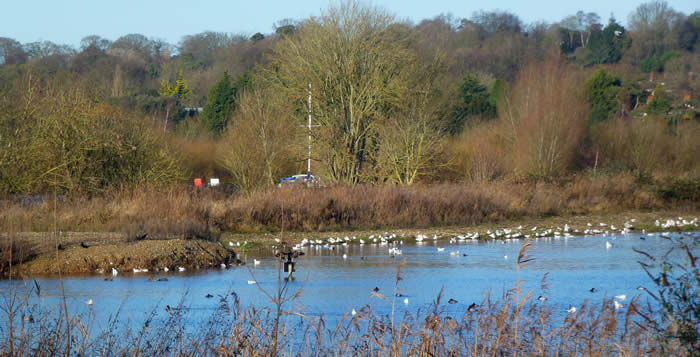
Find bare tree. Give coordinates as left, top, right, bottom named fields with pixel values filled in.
left=375, top=91, right=446, bottom=185
left=500, top=57, right=588, bottom=178
left=267, top=0, right=414, bottom=183
left=218, top=83, right=301, bottom=192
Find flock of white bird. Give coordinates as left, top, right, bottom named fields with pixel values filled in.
left=85, top=217, right=695, bottom=309
left=251, top=217, right=698, bottom=258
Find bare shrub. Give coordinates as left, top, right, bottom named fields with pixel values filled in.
left=448, top=121, right=507, bottom=182
left=500, top=56, right=588, bottom=178
left=218, top=84, right=301, bottom=194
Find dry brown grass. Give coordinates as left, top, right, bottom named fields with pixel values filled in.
left=1, top=174, right=696, bottom=236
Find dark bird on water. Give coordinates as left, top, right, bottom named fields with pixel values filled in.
left=468, top=303, right=477, bottom=312
left=80, top=242, right=89, bottom=249
left=166, top=305, right=171, bottom=312
left=462, top=253, right=468, bottom=257
left=590, top=288, right=596, bottom=293
left=158, top=278, right=168, bottom=282
left=373, top=287, right=380, bottom=292
left=395, top=293, right=404, bottom=297
left=448, top=298, right=458, bottom=304
left=104, top=277, right=113, bottom=282
left=205, top=294, right=214, bottom=298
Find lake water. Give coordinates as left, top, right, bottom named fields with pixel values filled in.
left=2, top=231, right=696, bottom=329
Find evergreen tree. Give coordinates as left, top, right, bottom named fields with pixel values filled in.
left=201, top=72, right=236, bottom=135
left=586, top=17, right=629, bottom=64
left=585, top=68, right=622, bottom=125
left=159, top=69, right=191, bottom=101
left=449, top=75, right=496, bottom=134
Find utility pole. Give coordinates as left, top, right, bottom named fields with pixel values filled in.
left=307, top=83, right=312, bottom=175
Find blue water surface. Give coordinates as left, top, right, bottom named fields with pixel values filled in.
left=2, top=231, right=696, bottom=331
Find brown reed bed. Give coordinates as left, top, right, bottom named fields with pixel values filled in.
left=1, top=174, right=697, bottom=237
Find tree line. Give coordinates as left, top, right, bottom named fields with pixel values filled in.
left=0, top=0, right=699, bottom=194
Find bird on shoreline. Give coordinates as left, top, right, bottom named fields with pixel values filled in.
left=448, top=298, right=458, bottom=304
left=589, top=288, right=596, bottom=293
left=468, top=303, right=477, bottom=312
left=80, top=242, right=89, bottom=249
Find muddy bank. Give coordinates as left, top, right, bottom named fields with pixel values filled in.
left=2, top=234, right=241, bottom=277
left=2, top=210, right=697, bottom=277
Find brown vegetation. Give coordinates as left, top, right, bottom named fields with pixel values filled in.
left=1, top=174, right=696, bottom=237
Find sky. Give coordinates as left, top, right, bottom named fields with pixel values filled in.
left=2, top=0, right=698, bottom=48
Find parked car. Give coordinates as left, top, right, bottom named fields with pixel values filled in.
left=278, top=174, right=320, bottom=187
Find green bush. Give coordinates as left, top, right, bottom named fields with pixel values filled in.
left=658, top=177, right=700, bottom=201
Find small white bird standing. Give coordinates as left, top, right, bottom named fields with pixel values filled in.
left=567, top=306, right=577, bottom=314
left=111, top=268, right=118, bottom=276
left=605, top=241, right=613, bottom=249
left=403, top=298, right=409, bottom=305
left=351, top=309, right=357, bottom=316
left=178, top=266, right=186, bottom=272
left=86, top=299, right=94, bottom=306
left=614, top=301, right=624, bottom=310
left=253, top=259, right=261, bottom=265
left=229, top=241, right=234, bottom=246
left=342, top=254, right=347, bottom=259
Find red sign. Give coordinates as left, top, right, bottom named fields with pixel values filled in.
left=194, top=178, right=203, bottom=187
